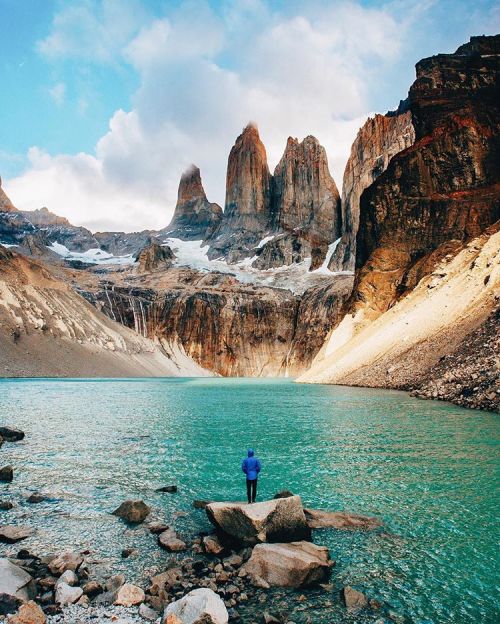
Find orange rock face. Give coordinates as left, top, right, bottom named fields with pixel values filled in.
left=352, top=35, right=500, bottom=316
left=328, top=109, right=415, bottom=272
left=0, top=176, right=16, bottom=213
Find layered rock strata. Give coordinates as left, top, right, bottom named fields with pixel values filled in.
left=166, top=165, right=222, bottom=240
left=328, top=106, right=415, bottom=272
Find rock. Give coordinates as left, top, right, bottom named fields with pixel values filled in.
left=203, top=535, right=225, bottom=556
left=82, top=580, right=103, bottom=598
left=7, top=600, right=46, bottom=624
left=114, top=583, right=145, bottom=607
left=121, top=548, right=137, bottom=559
left=148, top=521, right=169, bottom=534
left=0, top=427, right=25, bottom=442
left=92, top=590, right=116, bottom=606
left=55, top=582, right=83, bottom=606
left=48, top=551, right=83, bottom=574
left=162, top=588, right=228, bottom=624
left=243, top=542, right=332, bottom=588
left=139, top=603, right=159, bottom=621
left=304, top=509, right=381, bottom=530
left=193, top=500, right=212, bottom=509
left=0, top=502, right=14, bottom=511
left=273, top=490, right=294, bottom=499
left=136, top=241, right=175, bottom=273
left=105, top=574, right=126, bottom=593
left=206, top=496, right=311, bottom=544
left=0, top=526, right=33, bottom=543
left=76, top=594, right=90, bottom=607
left=112, top=500, right=150, bottom=524
left=56, top=570, right=77, bottom=587
left=156, top=485, right=178, bottom=493
left=149, top=568, right=182, bottom=596
left=166, top=165, right=223, bottom=240
left=26, top=494, right=46, bottom=504
left=263, top=613, right=281, bottom=624
left=0, top=593, right=23, bottom=616
left=0, top=466, right=14, bottom=483
left=341, top=586, right=369, bottom=611
left=158, top=529, right=187, bottom=552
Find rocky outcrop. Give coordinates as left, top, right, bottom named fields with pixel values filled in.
left=166, top=165, right=222, bottom=240
left=163, top=588, right=228, bottom=624
left=0, top=177, right=16, bottom=212
left=353, top=35, right=500, bottom=319
left=243, top=541, right=332, bottom=588
left=21, top=207, right=70, bottom=228
left=328, top=106, right=415, bottom=272
left=257, top=136, right=341, bottom=270
left=208, top=124, right=273, bottom=262
left=135, top=241, right=174, bottom=273
left=304, top=508, right=381, bottom=530
left=206, top=496, right=311, bottom=544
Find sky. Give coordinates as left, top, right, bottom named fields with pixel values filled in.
left=1, top=0, right=499, bottom=232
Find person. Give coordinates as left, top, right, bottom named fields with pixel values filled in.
left=242, top=448, right=261, bottom=504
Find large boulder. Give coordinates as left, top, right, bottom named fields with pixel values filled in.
left=0, top=466, right=14, bottom=483
left=205, top=496, right=311, bottom=544
left=304, top=509, right=381, bottom=530
left=0, top=559, right=36, bottom=602
left=243, top=541, right=333, bottom=588
left=0, top=427, right=25, bottom=442
left=48, top=551, right=83, bottom=575
left=55, top=582, right=83, bottom=606
left=158, top=529, right=187, bottom=552
left=341, top=585, right=369, bottom=611
left=8, top=600, right=46, bottom=624
left=112, top=500, right=150, bottom=524
left=162, top=588, right=228, bottom=624
left=114, top=583, right=145, bottom=607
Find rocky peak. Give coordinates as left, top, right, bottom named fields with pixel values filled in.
left=0, top=176, right=16, bottom=213
left=135, top=240, right=175, bottom=273
left=166, top=165, right=222, bottom=240
left=328, top=110, right=415, bottom=272
left=21, top=206, right=71, bottom=227
left=273, top=134, right=341, bottom=242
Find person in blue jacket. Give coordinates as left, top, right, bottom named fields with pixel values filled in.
left=242, top=448, right=261, bottom=504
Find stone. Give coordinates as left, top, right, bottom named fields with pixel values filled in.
left=0, top=502, right=14, bottom=511
left=341, top=586, right=369, bottom=611
left=26, top=494, right=46, bottom=504
left=206, top=496, right=311, bottom=544
left=139, top=603, right=159, bottom=621
left=8, top=600, right=46, bottom=624
left=48, top=551, right=83, bottom=574
left=0, top=560, right=36, bottom=602
left=203, top=535, right=225, bottom=556
left=166, top=165, right=222, bottom=240
left=156, top=485, right=178, bottom=493
left=82, top=580, right=103, bottom=597
left=158, top=529, right=187, bottom=552
left=304, top=509, right=382, bottom=530
left=193, top=500, right=213, bottom=509
left=106, top=574, right=126, bottom=593
left=0, top=427, right=25, bottom=442
left=55, top=582, right=83, bottom=606
left=121, top=548, right=137, bottom=559
left=76, top=594, right=90, bottom=607
left=273, top=490, right=294, bottom=499
left=0, top=526, right=33, bottom=543
left=148, top=521, right=169, bottom=535
left=162, top=588, right=228, bottom=624
left=56, top=570, right=77, bottom=587
left=114, top=583, right=145, bottom=607
left=0, top=593, right=23, bottom=616
left=112, top=500, right=150, bottom=524
left=243, top=541, right=332, bottom=588
left=0, top=466, right=13, bottom=483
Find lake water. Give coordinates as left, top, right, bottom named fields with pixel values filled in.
left=0, top=378, right=498, bottom=623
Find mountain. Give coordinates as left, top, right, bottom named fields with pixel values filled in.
left=0, top=177, right=16, bottom=212
left=165, top=165, right=222, bottom=240
left=299, top=35, right=500, bottom=411
left=0, top=245, right=209, bottom=377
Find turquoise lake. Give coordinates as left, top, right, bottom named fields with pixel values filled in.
left=0, top=378, right=498, bottom=623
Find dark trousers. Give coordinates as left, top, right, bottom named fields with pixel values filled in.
left=246, top=479, right=257, bottom=504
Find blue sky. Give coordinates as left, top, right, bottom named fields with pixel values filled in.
left=1, top=0, right=499, bottom=231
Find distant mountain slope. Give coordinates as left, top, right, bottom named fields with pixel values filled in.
left=0, top=245, right=210, bottom=378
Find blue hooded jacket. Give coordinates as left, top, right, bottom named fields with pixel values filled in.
left=242, top=449, right=261, bottom=481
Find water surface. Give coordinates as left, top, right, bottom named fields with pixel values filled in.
left=0, top=378, right=498, bottom=623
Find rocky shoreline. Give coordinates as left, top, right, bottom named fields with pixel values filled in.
left=0, top=428, right=390, bottom=624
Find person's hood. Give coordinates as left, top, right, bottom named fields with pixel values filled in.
left=247, top=449, right=254, bottom=457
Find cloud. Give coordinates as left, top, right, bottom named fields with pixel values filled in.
left=48, top=82, right=66, bottom=106
left=8, top=0, right=420, bottom=232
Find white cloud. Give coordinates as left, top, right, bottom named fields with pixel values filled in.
left=8, top=0, right=413, bottom=232
left=48, top=82, right=66, bottom=106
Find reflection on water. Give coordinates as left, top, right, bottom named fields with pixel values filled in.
left=0, top=378, right=498, bottom=623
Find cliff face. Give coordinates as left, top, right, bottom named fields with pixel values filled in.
left=0, top=177, right=16, bottom=212
left=92, top=269, right=353, bottom=377
left=208, top=124, right=273, bottom=262
left=353, top=35, right=500, bottom=319
left=328, top=108, right=415, bottom=272
left=135, top=241, right=174, bottom=273
left=166, top=165, right=222, bottom=240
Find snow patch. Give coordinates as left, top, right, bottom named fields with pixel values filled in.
left=48, top=242, right=136, bottom=265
